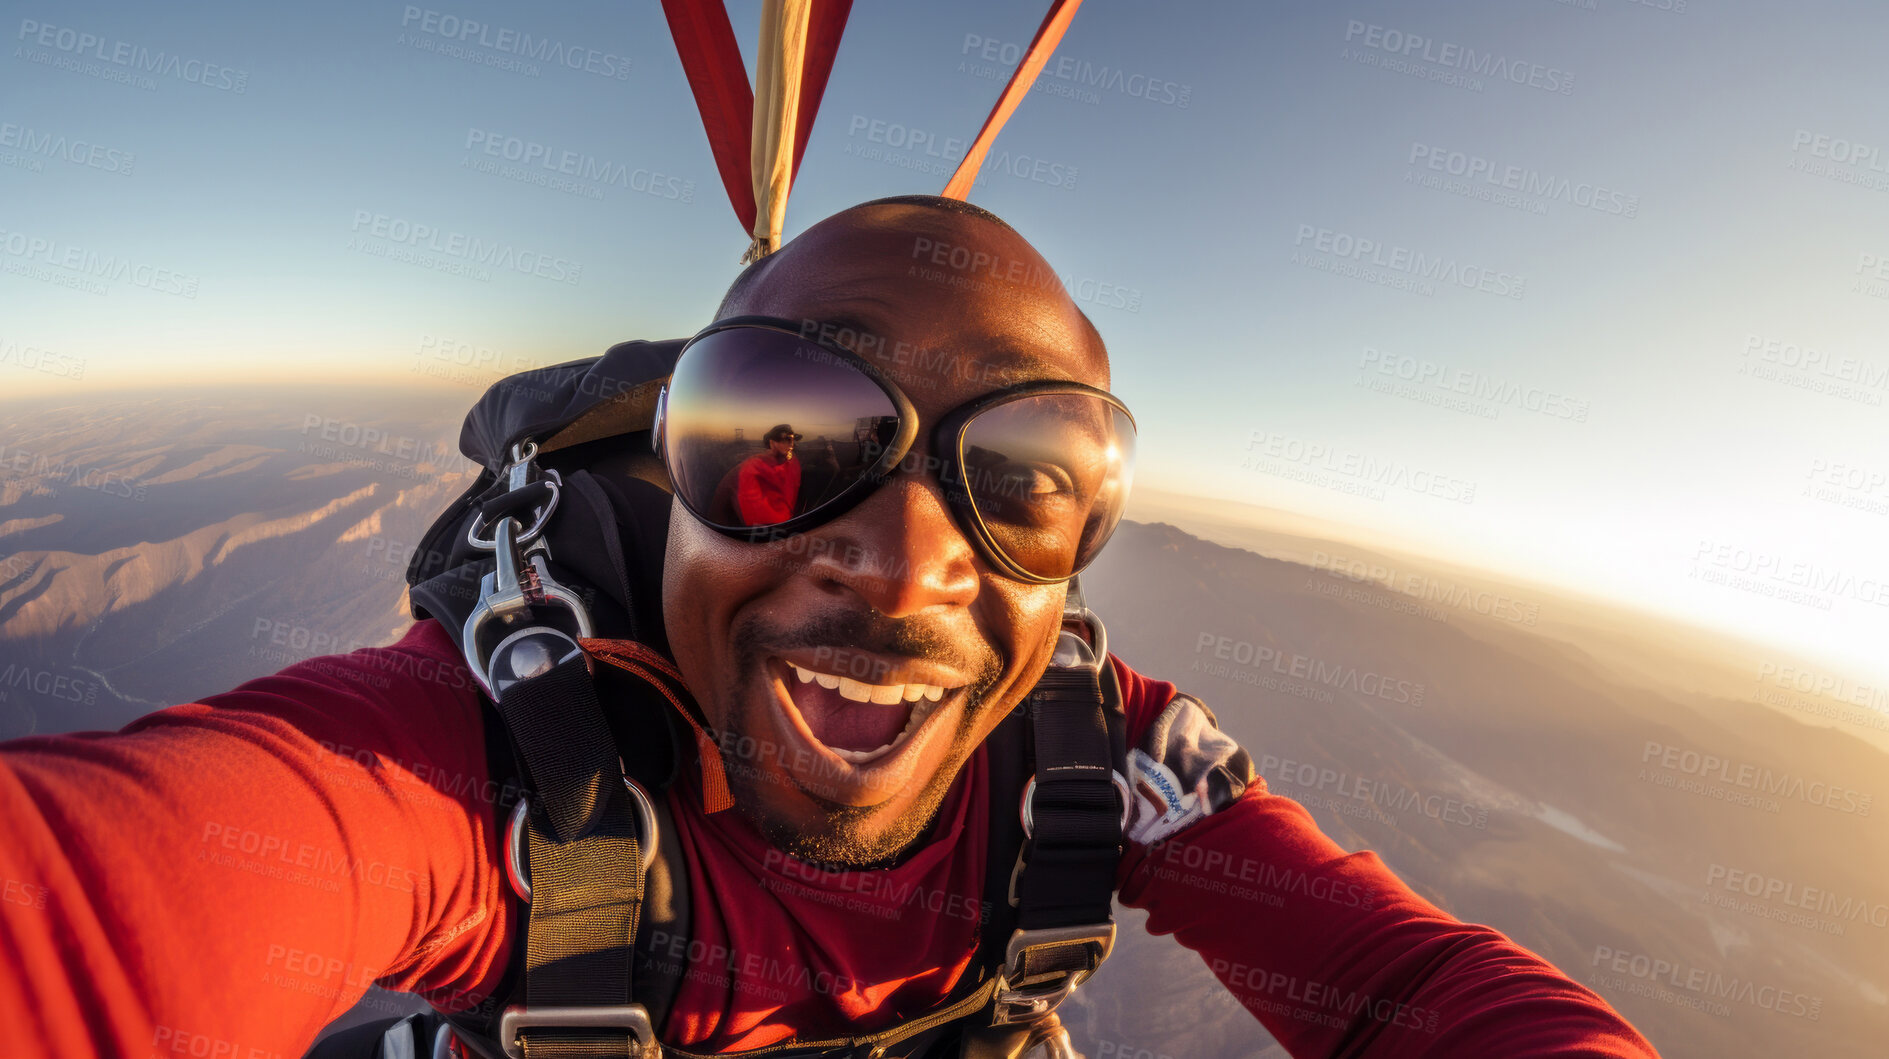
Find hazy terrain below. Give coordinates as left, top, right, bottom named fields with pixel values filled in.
left=2, top=389, right=1884, bottom=1057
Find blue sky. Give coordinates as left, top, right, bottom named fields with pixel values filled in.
left=5, top=0, right=1888, bottom=690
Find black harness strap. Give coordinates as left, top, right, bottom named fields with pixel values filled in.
left=497, top=655, right=624, bottom=844
left=495, top=655, right=655, bottom=1058
left=1016, top=666, right=1118, bottom=931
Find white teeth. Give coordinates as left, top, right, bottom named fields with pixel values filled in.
left=781, top=660, right=955, bottom=710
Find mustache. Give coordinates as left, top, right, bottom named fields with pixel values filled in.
left=732, top=608, right=1002, bottom=689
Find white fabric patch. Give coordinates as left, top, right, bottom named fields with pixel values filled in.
left=1123, top=693, right=1253, bottom=847
left=1126, top=748, right=1207, bottom=845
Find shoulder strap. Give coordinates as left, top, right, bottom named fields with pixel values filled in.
left=981, top=602, right=1124, bottom=1033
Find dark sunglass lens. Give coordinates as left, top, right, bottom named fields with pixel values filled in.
left=663, top=328, right=900, bottom=531
left=960, top=396, right=1135, bottom=580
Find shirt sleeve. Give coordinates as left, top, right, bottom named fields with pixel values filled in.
left=1107, top=654, right=1660, bottom=1059
left=0, top=619, right=514, bottom=1059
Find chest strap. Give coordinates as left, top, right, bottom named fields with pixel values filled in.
left=460, top=442, right=661, bottom=1059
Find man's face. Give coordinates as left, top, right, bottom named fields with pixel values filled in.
left=662, top=203, right=1109, bottom=866
left=768, top=435, right=795, bottom=458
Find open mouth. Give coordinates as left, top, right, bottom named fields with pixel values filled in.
left=764, top=653, right=967, bottom=772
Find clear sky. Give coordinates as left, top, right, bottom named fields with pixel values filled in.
left=4, top=0, right=1887, bottom=689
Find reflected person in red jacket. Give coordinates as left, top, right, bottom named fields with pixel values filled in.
left=735, top=424, right=803, bottom=526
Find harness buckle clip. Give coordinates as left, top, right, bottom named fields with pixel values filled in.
left=496, top=1003, right=657, bottom=1059
left=991, top=923, right=1116, bottom=1026
left=462, top=443, right=595, bottom=698
left=505, top=772, right=662, bottom=904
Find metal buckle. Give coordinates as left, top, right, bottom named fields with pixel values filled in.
left=468, top=443, right=562, bottom=549
left=1059, top=576, right=1106, bottom=666
left=505, top=773, right=662, bottom=903
left=991, top=924, right=1116, bottom=1026
left=463, top=527, right=595, bottom=698
left=461, top=443, right=595, bottom=698
left=496, top=1003, right=657, bottom=1059
left=1018, top=773, right=1132, bottom=841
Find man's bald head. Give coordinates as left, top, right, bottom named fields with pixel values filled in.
left=715, top=194, right=1108, bottom=387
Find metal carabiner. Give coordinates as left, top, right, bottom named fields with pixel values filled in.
left=460, top=441, right=595, bottom=698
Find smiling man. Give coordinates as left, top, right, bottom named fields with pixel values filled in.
left=666, top=197, right=1116, bottom=870
left=0, top=197, right=1659, bottom=1059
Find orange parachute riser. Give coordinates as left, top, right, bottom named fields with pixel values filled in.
left=942, top=0, right=1086, bottom=201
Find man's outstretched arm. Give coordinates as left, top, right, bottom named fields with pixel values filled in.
left=0, top=620, right=512, bottom=1058
left=1108, top=657, right=1660, bottom=1058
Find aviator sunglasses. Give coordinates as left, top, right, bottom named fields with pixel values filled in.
left=652, top=316, right=1137, bottom=584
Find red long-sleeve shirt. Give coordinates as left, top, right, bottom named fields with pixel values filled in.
left=735, top=453, right=800, bottom=526
left=0, top=619, right=1659, bottom=1058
